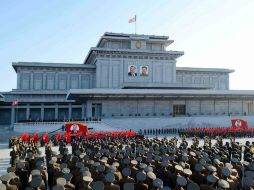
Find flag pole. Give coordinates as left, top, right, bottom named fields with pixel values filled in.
left=135, top=15, right=137, bottom=34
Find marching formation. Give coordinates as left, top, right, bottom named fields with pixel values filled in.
left=2, top=132, right=254, bottom=190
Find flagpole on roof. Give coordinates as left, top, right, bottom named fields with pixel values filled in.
left=135, top=15, right=137, bottom=34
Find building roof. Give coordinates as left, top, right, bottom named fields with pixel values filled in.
left=176, top=67, right=234, bottom=73
left=67, top=88, right=254, bottom=100
left=12, top=62, right=96, bottom=72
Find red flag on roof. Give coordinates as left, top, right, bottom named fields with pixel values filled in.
left=128, top=15, right=136, bottom=23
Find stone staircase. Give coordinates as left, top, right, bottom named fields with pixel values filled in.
left=0, top=143, right=10, bottom=176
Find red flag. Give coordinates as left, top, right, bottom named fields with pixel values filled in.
left=128, top=15, right=136, bottom=23
left=12, top=100, right=19, bottom=106
left=43, top=133, right=49, bottom=143
left=55, top=132, right=61, bottom=141
left=231, top=119, right=248, bottom=129
left=32, top=133, right=39, bottom=143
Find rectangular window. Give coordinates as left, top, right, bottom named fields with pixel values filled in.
left=173, top=105, right=186, bottom=115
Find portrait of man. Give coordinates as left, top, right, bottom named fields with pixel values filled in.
left=140, top=66, right=149, bottom=76
left=128, top=65, right=137, bottom=76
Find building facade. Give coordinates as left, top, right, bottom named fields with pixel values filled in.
left=0, top=32, right=254, bottom=128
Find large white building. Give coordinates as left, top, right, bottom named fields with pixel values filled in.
left=0, top=32, right=254, bottom=129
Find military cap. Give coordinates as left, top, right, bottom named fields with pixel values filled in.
left=49, top=160, right=56, bottom=165
left=112, top=162, right=120, bottom=167
left=0, top=174, right=11, bottom=182
left=189, top=151, right=196, bottom=157
left=183, top=169, right=192, bottom=176
left=144, top=166, right=153, bottom=173
left=82, top=170, right=92, bottom=177
left=88, top=160, right=95, bottom=165
left=53, top=185, right=64, bottom=190
left=136, top=157, right=142, bottom=162
left=207, top=175, right=218, bottom=183
left=153, top=178, right=163, bottom=188
left=6, top=167, right=15, bottom=173
left=175, top=165, right=183, bottom=172
left=62, top=167, right=70, bottom=174
left=83, top=155, right=90, bottom=161
left=199, top=158, right=206, bottom=166
left=83, top=176, right=93, bottom=183
left=187, top=183, right=200, bottom=190
left=75, top=161, right=83, bottom=169
left=31, top=176, right=42, bottom=188
left=8, top=172, right=16, bottom=179
left=213, top=159, right=221, bottom=165
left=123, top=183, right=134, bottom=190
left=56, top=178, right=66, bottom=186
left=243, top=177, right=254, bottom=187
left=218, top=179, right=230, bottom=189
left=60, top=163, right=67, bottom=169
left=225, top=163, right=233, bottom=169
left=136, top=172, right=146, bottom=181
left=63, top=173, right=73, bottom=181
left=75, top=150, right=81, bottom=156
left=177, top=176, right=187, bottom=186
left=105, top=173, right=115, bottom=183
left=93, top=180, right=104, bottom=190
left=221, top=167, right=231, bottom=177
left=31, top=169, right=40, bottom=176
left=97, top=164, right=105, bottom=172
left=122, top=168, right=131, bottom=177
left=147, top=172, right=156, bottom=180
left=107, top=166, right=117, bottom=174
left=93, top=162, right=100, bottom=167
left=206, top=165, right=217, bottom=172
left=51, top=157, right=57, bottom=162
left=123, top=158, right=130, bottom=165
left=139, top=163, right=147, bottom=169
left=194, top=163, right=203, bottom=172
left=168, top=155, right=174, bottom=161
left=131, top=160, right=138, bottom=165
left=0, top=184, right=6, bottom=190
left=182, top=155, right=188, bottom=162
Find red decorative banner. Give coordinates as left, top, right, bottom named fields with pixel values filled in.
left=65, top=122, right=88, bottom=135
left=231, top=119, right=248, bottom=129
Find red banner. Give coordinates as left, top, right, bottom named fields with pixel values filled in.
left=65, top=122, right=88, bottom=135
left=32, top=133, right=39, bottom=143
left=43, top=133, right=49, bottom=143
left=231, top=119, right=248, bottom=129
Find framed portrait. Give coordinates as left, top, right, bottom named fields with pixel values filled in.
left=140, top=66, right=149, bottom=76
left=128, top=65, right=137, bottom=77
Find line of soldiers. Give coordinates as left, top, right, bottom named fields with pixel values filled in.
left=2, top=134, right=254, bottom=189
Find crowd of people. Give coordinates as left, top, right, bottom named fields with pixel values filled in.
left=2, top=131, right=254, bottom=190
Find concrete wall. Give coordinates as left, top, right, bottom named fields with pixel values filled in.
left=176, top=70, right=229, bottom=90
left=96, top=58, right=176, bottom=88
left=18, top=67, right=95, bottom=90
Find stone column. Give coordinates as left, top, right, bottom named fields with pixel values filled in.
left=86, top=101, right=92, bottom=118
left=81, top=103, right=85, bottom=119
left=41, top=104, right=44, bottom=121
left=55, top=104, right=58, bottom=120
left=26, top=104, right=30, bottom=120
left=11, top=106, right=15, bottom=130
left=68, top=103, right=72, bottom=120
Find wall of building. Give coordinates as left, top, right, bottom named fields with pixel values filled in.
left=95, top=57, right=176, bottom=88
left=17, top=66, right=95, bottom=90
left=176, top=70, right=229, bottom=90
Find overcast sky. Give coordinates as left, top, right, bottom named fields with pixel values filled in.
left=0, top=0, right=253, bottom=91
